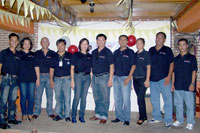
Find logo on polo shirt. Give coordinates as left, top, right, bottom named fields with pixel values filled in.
left=159, top=52, right=166, bottom=55
left=64, top=58, right=70, bottom=61
left=14, top=56, right=20, bottom=60
left=28, top=55, right=34, bottom=58
left=139, top=57, right=144, bottom=60
left=87, top=57, right=91, bottom=59
left=184, top=60, right=190, bottom=63
left=99, top=56, right=105, bottom=59
left=123, top=55, right=129, bottom=58
left=47, top=56, right=51, bottom=58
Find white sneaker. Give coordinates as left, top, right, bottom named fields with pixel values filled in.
left=173, top=121, right=181, bottom=127
left=148, top=119, right=161, bottom=124
left=186, top=123, right=193, bottom=130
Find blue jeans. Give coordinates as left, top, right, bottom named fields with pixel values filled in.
left=54, top=77, right=71, bottom=118
left=150, top=79, right=172, bottom=124
left=174, top=90, right=195, bottom=124
left=113, top=76, right=131, bottom=122
left=34, top=74, right=53, bottom=116
left=20, top=83, right=35, bottom=115
left=92, top=74, right=110, bottom=120
left=72, top=73, right=91, bottom=119
left=0, top=76, right=18, bottom=124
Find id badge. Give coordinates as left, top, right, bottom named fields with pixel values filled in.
left=59, top=61, right=63, bottom=67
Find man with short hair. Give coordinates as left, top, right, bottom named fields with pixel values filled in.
left=111, top=35, right=136, bottom=126
left=172, top=38, right=197, bottom=130
left=90, top=34, right=114, bottom=124
left=50, top=39, right=72, bottom=122
left=33, top=37, right=56, bottom=119
left=149, top=32, right=174, bottom=128
left=0, top=33, right=21, bottom=129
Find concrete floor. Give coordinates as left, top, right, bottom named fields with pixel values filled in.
left=1, top=111, right=200, bottom=133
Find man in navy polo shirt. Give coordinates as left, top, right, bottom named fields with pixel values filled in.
left=90, top=34, right=114, bottom=124
left=111, top=35, right=136, bottom=126
left=149, top=32, right=174, bottom=128
left=172, top=38, right=197, bottom=130
left=0, top=33, right=21, bottom=129
left=50, top=39, right=72, bottom=122
left=33, top=37, right=56, bottom=119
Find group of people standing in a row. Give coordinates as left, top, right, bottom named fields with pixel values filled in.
left=0, top=32, right=197, bottom=131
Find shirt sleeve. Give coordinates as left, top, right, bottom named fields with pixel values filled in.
left=130, top=50, right=137, bottom=65
left=71, top=53, right=77, bottom=66
left=0, top=51, right=3, bottom=64
left=34, top=52, right=39, bottom=67
left=107, top=50, right=114, bottom=65
left=191, top=56, right=198, bottom=71
left=167, top=48, right=174, bottom=64
left=50, top=55, right=56, bottom=69
left=146, top=52, right=151, bottom=65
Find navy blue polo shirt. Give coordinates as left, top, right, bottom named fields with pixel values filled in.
left=149, top=45, right=174, bottom=82
left=0, top=48, right=20, bottom=76
left=114, top=48, right=136, bottom=76
left=133, top=50, right=151, bottom=78
left=18, top=50, right=37, bottom=83
left=71, top=52, right=92, bottom=73
left=50, top=51, right=72, bottom=77
left=92, top=47, right=114, bottom=75
left=174, top=53, right=197, bottom=91
left=35, top=49, right=56, bottom=73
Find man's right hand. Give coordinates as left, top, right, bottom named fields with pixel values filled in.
left=50, top=80, right=55, bottom=89
left=71, top=79, right=75, bottom=89
left=171, top=84, right=175, bottom=92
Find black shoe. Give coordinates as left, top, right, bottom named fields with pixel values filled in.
left=32, top=115, right=39, bottom=119
left=124, top=121, right=130, bottom=126
left=8, top=119, right=21, bottom=125
left=65, top=117, right=71, bottom=122
left=53, top=115, right=62, bottom=121
left=137, top=118, right=147, bottom=125
left=79, top=117, right=85, bottom=123
left=0, top=123, right=11, bottom=129
left=111, top=118, right=121, bottom=123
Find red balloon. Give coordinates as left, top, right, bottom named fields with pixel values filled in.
left=68, top=45, right=78, bottom=54
left=127, top=35, right=136, bottom=47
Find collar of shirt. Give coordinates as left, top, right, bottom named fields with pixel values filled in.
left=136, top=49, right=146, bottom=55
left=177, top=52, right=190, bottom=58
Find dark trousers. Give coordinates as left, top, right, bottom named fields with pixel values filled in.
left=133, top=77, right=147, bottom=120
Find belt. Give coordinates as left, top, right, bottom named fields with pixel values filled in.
left=94, top=72, right=109, bottom=77
left=55, top=75, right=70, bottom=79
left=75, top=72, right=90, bottom=75
left=40, top=73, right=49, bottom=75
left=2, top=73, right=17, bottom=78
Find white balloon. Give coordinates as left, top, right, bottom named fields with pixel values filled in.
left=61, top=36, right=71, bottom=47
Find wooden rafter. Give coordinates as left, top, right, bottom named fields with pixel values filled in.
left=61, top=0, right=190, bottom=5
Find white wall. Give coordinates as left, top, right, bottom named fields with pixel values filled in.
left=37, top=21, right=170, bottom=112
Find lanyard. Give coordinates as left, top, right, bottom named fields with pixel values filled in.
left=58, top=53, right=65, bottom=61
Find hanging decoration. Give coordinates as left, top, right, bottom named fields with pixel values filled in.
left=117, top=0, right=133, bottom=28
left=39, top=23, right=169, bottom=40
left=0, top=9, right=31, bottom=27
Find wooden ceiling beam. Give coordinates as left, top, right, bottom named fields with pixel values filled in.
left=77, top=11, right=174, bottom=18
left=61, top=0, right=190, bottom=5
left=176, top=1, right=200, bottom=32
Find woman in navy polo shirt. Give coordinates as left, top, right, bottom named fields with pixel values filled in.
left=18, top=38, right=38, bottom=122
left=133, top=38, right=151, bottom=125
left=71, top=38, right=92, bottom=123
